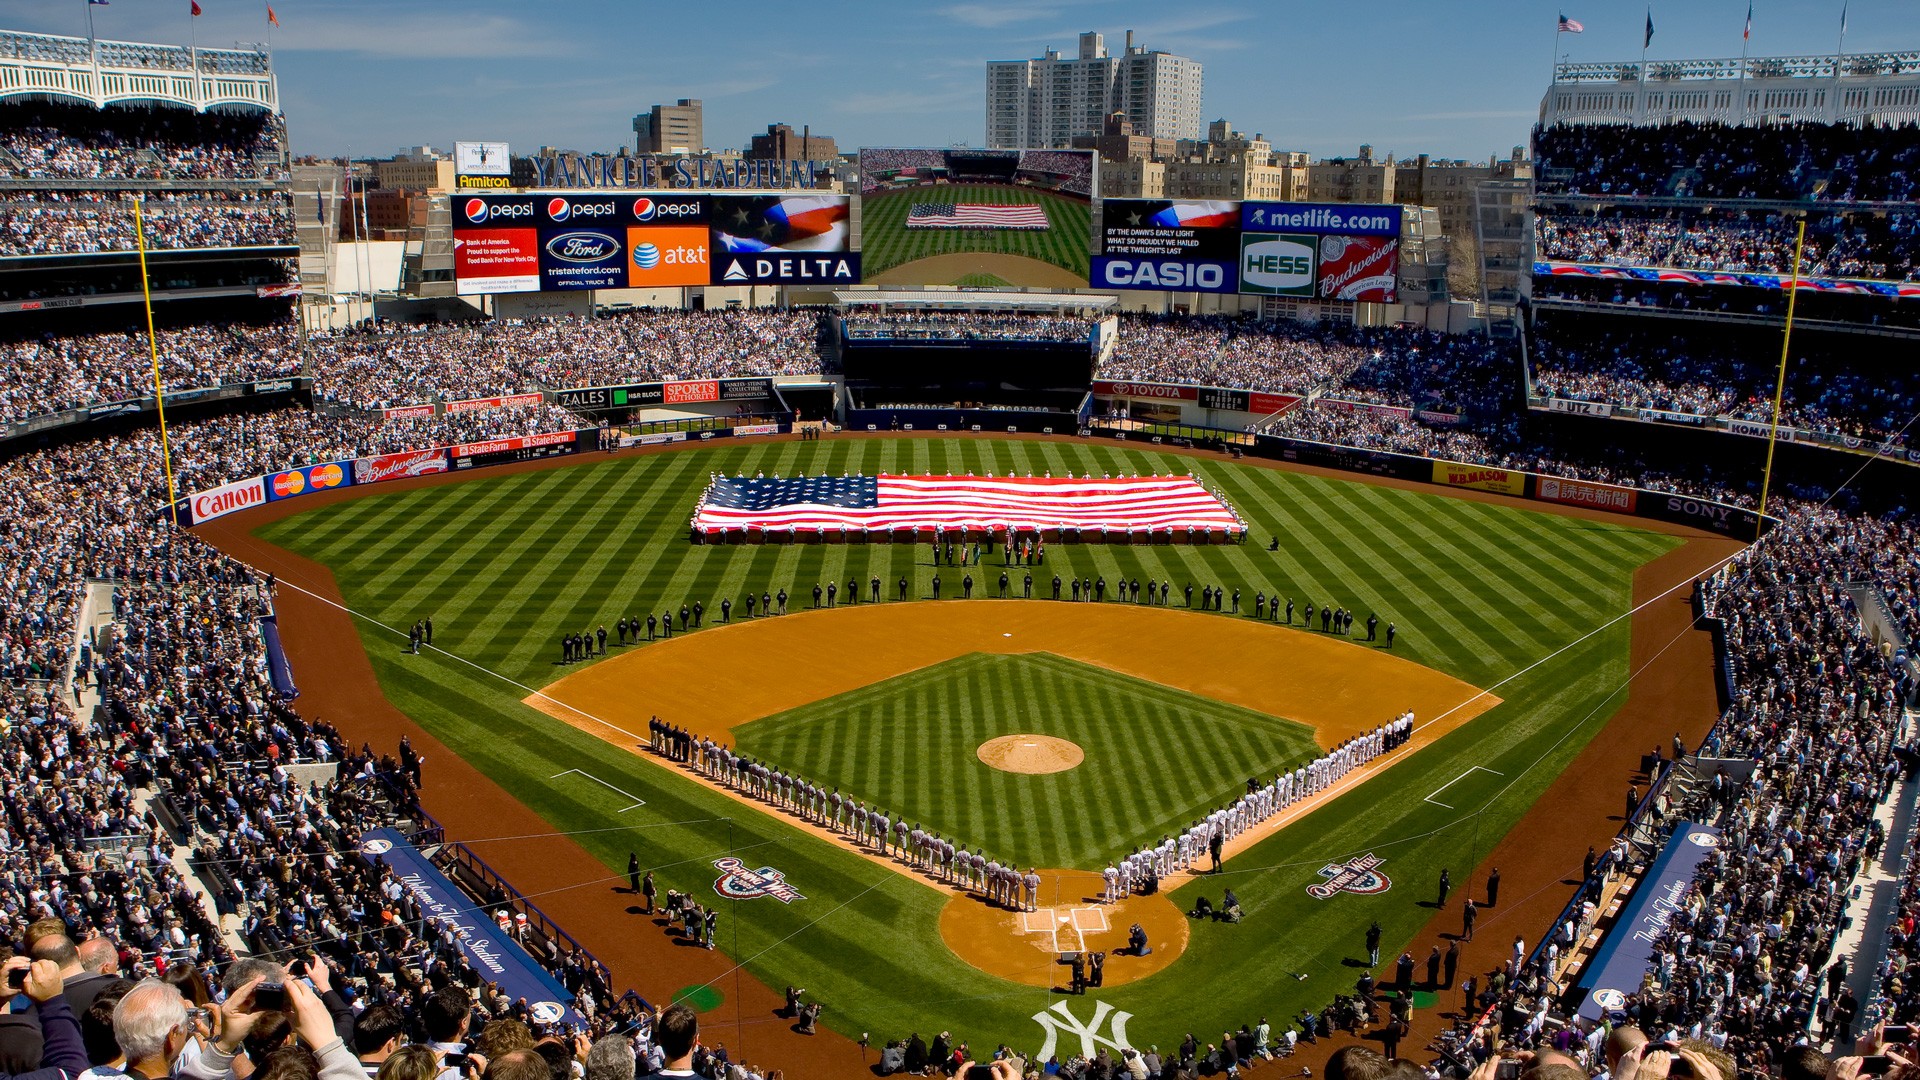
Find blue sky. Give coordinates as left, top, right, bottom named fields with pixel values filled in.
left=0, top=0, right=1907, bottom=162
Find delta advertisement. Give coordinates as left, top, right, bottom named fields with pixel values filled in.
left=452, top=193, right=859, bottom=293
left=1238, top=202, right=1402, bottom=302
left=1094, top=199, right=1241, bottom=293
left=710, top=195, right=858, bottom=285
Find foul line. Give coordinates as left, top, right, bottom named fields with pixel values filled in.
left=552, top=768, right=647, bottom=812
left=1423, top=765, right=1504, bottom=810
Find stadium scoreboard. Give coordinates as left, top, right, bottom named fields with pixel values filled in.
left=451, top=192, right=856, bottom=294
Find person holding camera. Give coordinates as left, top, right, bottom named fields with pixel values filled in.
left=1, top=957, right=88, bottom=1080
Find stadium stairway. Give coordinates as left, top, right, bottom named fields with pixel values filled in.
left=1826, top=716, right=1919, bottom=1053
left=68, top=581, right=116, bottom=719
left=131, top=786, right=253, bottom=958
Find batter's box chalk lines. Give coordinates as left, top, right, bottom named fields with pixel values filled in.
left=1423, top=765, right=1504, bottom=810
left=552, top=768, right=648, bottom=812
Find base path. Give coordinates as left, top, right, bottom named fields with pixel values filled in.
left=863, top=252, right=1089, bottom=288
left=525, top=602, right=1498, bottom=751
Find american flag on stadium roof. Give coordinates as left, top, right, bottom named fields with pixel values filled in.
left=691, top=474, right=1244, bottom=536
left=906, top=203, right=1051, bottom=230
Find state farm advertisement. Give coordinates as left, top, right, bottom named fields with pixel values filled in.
left=451, top=430, right=577, bottom=458
left=445, top=392, right=542, bottom=415
left=454, top=229, right=540, bottom=295
left=382, top=404, right=435, bottom=420
left=664, top=380, right=721, bottom=404
left=1536, top=476, right=1638, bottom=513
left=188, top=477, right=267, bottom=524
left=353, top=448, right=450, bottom=485
left=1315, top=235, right=1398, bottom=303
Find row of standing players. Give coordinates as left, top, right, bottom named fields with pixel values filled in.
left=645, top=711, right=1418, bottom=908
left=556, top=577, right=1400, bottom=663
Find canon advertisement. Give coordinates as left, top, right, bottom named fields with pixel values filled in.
left=1095, top=199, right=1241, bottom=293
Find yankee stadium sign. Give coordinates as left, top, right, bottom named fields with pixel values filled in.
left=527, top=154, right=835, bottom=191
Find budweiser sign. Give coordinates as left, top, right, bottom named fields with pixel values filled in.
left=354, top=449, right=449, bottom=485
left=1536, top=476, right=1637, bottom=513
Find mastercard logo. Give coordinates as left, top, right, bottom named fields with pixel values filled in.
left=272, top=463, right=346, bottom=499
left=311, top=463, right=346, bottom=489
left=272, top=471, right=306, bottom=498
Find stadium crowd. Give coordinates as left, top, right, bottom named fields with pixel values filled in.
left=0, top=190, right=294, bottom=256
left=0, top=99, right=287, bottom=181
left=1530, top=316, right=1920, bottom=440
left=842, top=310, right=1090, bottom=342
left=1533, top=120, right=1920, bottom=201
left=1537, top=209, right=1920, bottom=282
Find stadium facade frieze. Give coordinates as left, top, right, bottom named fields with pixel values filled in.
left=523, top=154, right=836, bottom=191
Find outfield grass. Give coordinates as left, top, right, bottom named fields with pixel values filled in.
left=255, top=437, right=1677, bottom=1054
left=860, top=184, right=1092, bottom=281
left=736, top=651, right=1323, bottom=870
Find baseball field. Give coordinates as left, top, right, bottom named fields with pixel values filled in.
left=220, top=435, right=1709, bottom=1069
left=859, top=184, right=1092, bottom=285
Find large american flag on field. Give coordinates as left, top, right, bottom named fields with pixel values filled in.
left=692, top=474, right=1244, bottom=535
left=906, top=203, right=1051, bottom=230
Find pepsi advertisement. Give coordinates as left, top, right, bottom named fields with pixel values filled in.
left=452, top=193, right=710, bottom=230
left=1095, top=199, right=1240, bottom=293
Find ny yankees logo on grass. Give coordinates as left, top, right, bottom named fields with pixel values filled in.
left=711, top=857, right=805, bottom=903
left=1030, top=1000, right=1134, bottom=1061
left=1307, top=852, right=1392, bottom=899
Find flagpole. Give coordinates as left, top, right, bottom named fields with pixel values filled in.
left=1756, top=218, right=1804, bottom=526
left=1738, top=4, right=1753, bottom=123
left=133, top=197, right=182, bottom=527
left=1832, top=2, right=1848, bottom=122
left=1639, top=7, right=1651, bottom=121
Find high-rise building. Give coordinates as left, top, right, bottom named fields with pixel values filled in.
left=633, top=98, right=704, bottom=155
left=986, top=31, right=1202, bottom=149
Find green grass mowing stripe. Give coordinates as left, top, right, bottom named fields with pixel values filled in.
left=1282, top=473, right=1514, bottom=667
left=1424, top=497, right=1626, bottom=625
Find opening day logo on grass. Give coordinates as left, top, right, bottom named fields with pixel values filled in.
left=712, top=857, right=806, bottom=903
left=1307, top=852, right=1392, bottom=899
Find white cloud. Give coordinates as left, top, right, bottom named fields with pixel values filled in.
left=272, top=9, right=566, bottom=59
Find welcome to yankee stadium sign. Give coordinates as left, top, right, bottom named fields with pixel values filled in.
left=527, top=153, right=835, bottom=191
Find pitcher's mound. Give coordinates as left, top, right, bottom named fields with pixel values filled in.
left=978, top=735, right=1084, bottom=774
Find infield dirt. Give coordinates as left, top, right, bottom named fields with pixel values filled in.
left=977, top=734, right=1085, bottom=775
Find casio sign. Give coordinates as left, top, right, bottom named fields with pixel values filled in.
left=1101, top=259, right=1226, bottom=290
left=463, top=198, right=532, bottom=224
left=545, top=232, right=618, bottom=263
left=1242, top=239, right=1315, bottom=290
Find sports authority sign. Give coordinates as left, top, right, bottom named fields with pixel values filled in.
left=712, top=857, right=804, bottom=903
left=1308, top=852, right=1392, bottom=899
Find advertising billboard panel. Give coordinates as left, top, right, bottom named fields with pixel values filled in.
left=454, top=229, right=540, bottom=295
left=624, top=226, right=711, bottom=287
left=1237, top=202, right=1402, bottom=302
left=1094, top=198, right=1240, bottom=293
left=857, top=148, right=1093, bottom=286
left=454, top=140, right=511, bottom=189
left=710, top=194, right=858, bottom=285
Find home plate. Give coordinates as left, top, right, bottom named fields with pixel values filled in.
left=1003, top=633, right=1012, bottom=637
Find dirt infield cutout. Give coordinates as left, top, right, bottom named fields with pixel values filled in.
left=977, top=734, right=1085, bottom=775
left=523, top=602, right=1499, bottom=987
